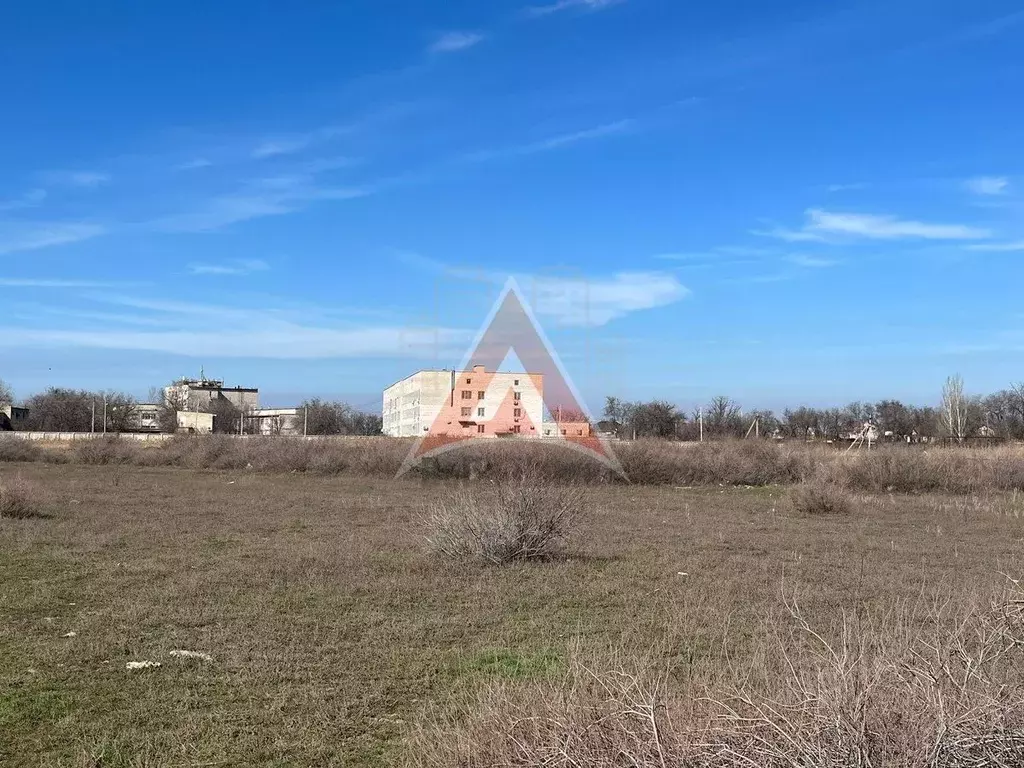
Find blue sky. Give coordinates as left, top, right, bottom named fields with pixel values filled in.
left=2, top=0, right=1023, bottom=412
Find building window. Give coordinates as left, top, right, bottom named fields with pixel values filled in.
left=477, top=391, right=485, bottom=400
left=461, top=390, right=472, bottom=399
left=513, top=425, right=521, bottom=434
left=477, top=425, right=485, bottom=434
left=514, top=379, right=519, bottom=386
left=513, top=391, right=521, bottom=401
left=461, top=407, right=471, bottom=417
left=514, top=408, right=521, bottom=417
left=577, top=429, right=584, bottom=436
left=477, top=407, right=485, bottom=417
left=561, top=429, right=567, bottom=435
left=466, top=377, right=471, bottom=383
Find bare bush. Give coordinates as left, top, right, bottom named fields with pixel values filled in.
left=790, top=479, right=855, bottom=515
left=406, top=584, right=1024, bottom=767
left=0, top=475, right=45, bottom=519
left=423, top=477, right=586, bottom=564
left=404, top=648, right=680, bottom=767
left=0, top=437, right=45, bottom=462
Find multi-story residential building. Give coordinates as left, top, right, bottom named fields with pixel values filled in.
left=383, top=366, right=544, bottom=438
left=164, top=374, right=258, bottom=412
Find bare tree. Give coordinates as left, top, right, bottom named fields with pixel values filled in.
left=940, top=374, right=968, bottom=442
left=0, top=378, right=13, bottom=404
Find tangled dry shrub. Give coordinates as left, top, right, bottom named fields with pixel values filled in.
left=404, top=648, right=680, bottom=767
left=701, top=587, right=1024, bottom=768
left=790, top=479, right=855, bottom=515
left=72, top=436, right=144, bottom=465
left=0, top=474, right=45, bottom=519
left=422, top=476, right=587, bottom=564
left=405, top=582, right=1024, bottom=767
left=0, top=437, right=46, bottom=463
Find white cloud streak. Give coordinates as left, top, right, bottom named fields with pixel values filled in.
left=756, top=209, right=993, bottom=242
left=0, top=188, right=47, bottom=212
left=0, top=222, right=106, bottom=255
left=965, top=240, right=1024, bottom=252
left=429, top=31, right=485, bottom=53
left=0, top=294, right=469, bottom=359
left=466, top=119, right=634, bottom=163
left=527, top=0, right=625, bottom=18
left=188, top=259, right=270, bottom=276
left=42, top=171, right=110, bottom=188
left=965, top=176, right=1010, bottom=196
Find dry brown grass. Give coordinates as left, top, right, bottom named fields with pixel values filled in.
left=2, top=461, right=1024, bottom=765
left=9, top=436, right=1024, bottom=494
left=0, top=474, right=45, bottom=519
left=422, top=477, right=586, bottom=564
left=407, top=585, right=1024, bottom=767
left=789, top=479, right=855, bottom=515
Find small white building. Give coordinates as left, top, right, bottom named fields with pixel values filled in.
left=248, top=408, right=303, bottom=436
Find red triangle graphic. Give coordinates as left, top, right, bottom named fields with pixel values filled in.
left=397, top=278, right=622, bottom=476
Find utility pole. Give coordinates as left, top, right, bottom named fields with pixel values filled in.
left=699, top=408, right=703, bottom=442
left=91, top=400, right=95, bottom=433
left=102, top=394, right=107, bottom=435
left=303, top=407, right=308, bottom=438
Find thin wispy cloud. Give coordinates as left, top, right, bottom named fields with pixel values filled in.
left=807, top=209, right=992, bottom=240
left=752, top=225, right=828, bottom=243
left=0, top=278, right=139, bottom=288
left=527, top=0, right=625, bottom=18
left=399, top=252, right=687, bottom=327
left=0, top=222, right=106, bottom=255
left=41, top=170, right=110, bottom=188
left=188, top=258, right=270, bottom=276
left=250, top=125, right=351, bottom=160
left=530, top=271, right=688, bottom=326
left=965, top=176, right=1010, bottom=196
left=466, top=119, right=634, bottom=163
left=756, top=209, right=993, bottom=242
left=429, top=31, right=485, bottom=53
left=0, top=188, right=46, bottom=212
left=965, top=240, right=1024, bottom=252
left=787, top=254, right=839, bottom=268
left=175, top=158, right=214, bottom=171
left=151, top=175, right=372, bottom=233
left=0, top=293, right=470, bottom=359
left=826, top=182, right=869, bottom=193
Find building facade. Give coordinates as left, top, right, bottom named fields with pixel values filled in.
left=164, top=376, right=259, bottom=412
left=383, top=366, right=544, bottom=438
left=248, top=408, right=303, bottom=436
left=0, top=404, right=29, bottom=431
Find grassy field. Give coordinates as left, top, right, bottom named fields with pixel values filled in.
left=2, top=458, right=1024, bottom=766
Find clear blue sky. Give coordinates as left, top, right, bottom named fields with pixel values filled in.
left=2, top=0, right=1022, bottom=412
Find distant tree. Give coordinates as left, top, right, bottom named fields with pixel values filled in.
left=22, top=388, right=95, bottom=432
left=704, top=395, right=742, bottom=437
left=149, top=385, right=182, bottom=433
left=782, top=407, right=818, bottom=439
left=747, top=409, right=779, bottom=438
left=298, top=399, right=382, bottom=436
left=940, top=374, right=968, bottom=442
left=875, top=400, right=914, bottom=439
left=102, top=391, right=138, bottom=433
left=205, top=397, right=243, bottom=434
left=0, top=378, right=13, bottom=404
left=628, top=400, right=683, bottom=439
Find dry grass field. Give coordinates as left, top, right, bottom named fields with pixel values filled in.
left=2, top=444, right=1024, bottom=765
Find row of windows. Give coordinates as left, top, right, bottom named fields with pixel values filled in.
left=467, top=378, right=521, bottom=386
left=461, top=390, right=523, bottom=401
left=459, top=407, right=524, bottom=418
